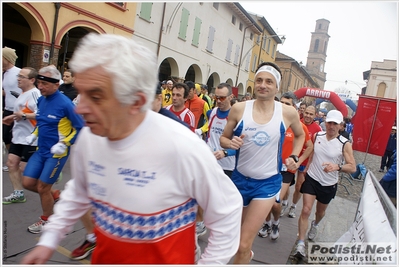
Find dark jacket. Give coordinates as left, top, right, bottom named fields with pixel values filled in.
left=380, top=151, right=397, bottom=198
left=386, top=133, right=397, bottom=152
left=58, top=83, right=78, bottom=101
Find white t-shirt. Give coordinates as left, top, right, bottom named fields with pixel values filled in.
left=308, top=132, right=348, bottom=186
left=12, top=87, right=41, bottom=145
left=38, top=110, right=242, bottom=264
left=3, top=66, right=22, bottom=111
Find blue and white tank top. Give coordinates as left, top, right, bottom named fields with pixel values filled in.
left=233, top=100, right=286, bottom=179
left=207, top=108, right=235, bottom=171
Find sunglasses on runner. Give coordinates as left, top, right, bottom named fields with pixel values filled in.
left=214, top=95, right=229, bottom=101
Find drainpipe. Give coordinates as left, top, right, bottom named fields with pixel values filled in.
left=157, top=2, right=167, bottom=57
left=49, top=2, right=61, bottom=65
left=235, top=24, right=252, bottom=87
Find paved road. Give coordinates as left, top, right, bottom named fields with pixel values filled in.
left=1, top=150, right=383, bottom=264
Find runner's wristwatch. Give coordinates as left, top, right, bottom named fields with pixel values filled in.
left=289, top=155, right=299, bottom=163
left=223, top=150, right=228, bottom=157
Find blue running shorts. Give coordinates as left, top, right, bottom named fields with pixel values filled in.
left=298, top=165, right=306, bottom=172
left=23, top=152, right=68, bottom=185
left=231, top=169, right=282, bottom=207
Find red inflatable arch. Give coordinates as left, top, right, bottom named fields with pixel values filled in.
left=294, top=87, right=348, bottom=117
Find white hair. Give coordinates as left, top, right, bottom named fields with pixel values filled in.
left=39, top=66, right=61, bottom=81
left=69, top=33, right=158, bottom=111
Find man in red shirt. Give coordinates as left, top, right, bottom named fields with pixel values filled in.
left=165, top=83, right=195, bottom=131
left=288, top=105, right=322, bottom=218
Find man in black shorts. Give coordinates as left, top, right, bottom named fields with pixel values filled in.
left=293, top=110, right=356, bottom=259
left=2, top=67, right=41, bottom=204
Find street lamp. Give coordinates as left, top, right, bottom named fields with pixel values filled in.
left=345, top=79, right=366, bottom=89
left=345, top=79, right=367, bottom=95
left=235, top=33, right=286, bottom=87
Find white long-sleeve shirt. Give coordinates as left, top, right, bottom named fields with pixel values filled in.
left=38, top=110, right=242, bottom=264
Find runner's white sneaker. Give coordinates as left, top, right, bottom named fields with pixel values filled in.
left=308, top=220, right=319, bottom=240
left=294, top=242, right=306, bottom=259
left=270, top=223, right=280, bottom=240
left=27, top=218, right=48, bottom=234
left=288, top=206, right=296, bottom=218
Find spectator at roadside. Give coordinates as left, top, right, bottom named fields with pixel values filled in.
left=380, top=150, right=397, bottom=207
left=379, top=126, right=396, bottom=172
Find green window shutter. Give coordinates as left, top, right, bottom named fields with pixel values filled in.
left=252, top=54, right=257, bottom=72
left=179, top=8, right=190, bottom=40
left=139, top=3, right=153, bottom=21
left=234, top=44, right=240, bottom=65
left=192, top=17, right=202, bottom=46
left=206, top=26, right=215, bottom=52
left=225, top=39, right=233, bottom=62
left=244, top=54, right=250, bottom=71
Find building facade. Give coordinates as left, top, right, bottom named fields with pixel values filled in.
left=132, top=2, right=263, bottom=97
left=3, top=2, right=285, bottom=99
left=3, top=2, right=136, bottom=72
left=363, top=59, right=397, bottom=99
left=275, top=51, right=319, bottom=94
left=246, top=13, right=284, bottom=96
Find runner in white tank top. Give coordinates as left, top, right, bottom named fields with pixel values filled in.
left=294, top=110, right=356, bottom=260
left=220, top=62, right=305, bottom=264
left=234, top=99, right=285, bottom=179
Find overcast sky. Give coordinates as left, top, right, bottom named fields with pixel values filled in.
left=239, top=1, right=398, bottom=99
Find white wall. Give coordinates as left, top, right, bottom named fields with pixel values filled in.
left=132, top=2, right=258, bottom=87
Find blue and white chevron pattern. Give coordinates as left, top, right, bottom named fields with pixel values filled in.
left=91, top=198, right=197, bottom=241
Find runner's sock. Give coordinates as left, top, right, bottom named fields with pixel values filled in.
left=86, top=233, right=96, bottom=243
left=14, top=190, right=24, bottom=197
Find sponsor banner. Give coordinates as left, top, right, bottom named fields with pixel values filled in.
left=352, top=95, right=396, bottom=156
left=308, top=242, right=396, bottom=264
left=331, top=172, right=397, bottom=265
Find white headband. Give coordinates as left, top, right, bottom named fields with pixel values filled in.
left=255, top=65, right=281, bottom=91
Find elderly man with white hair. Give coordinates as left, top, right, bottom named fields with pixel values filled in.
left=21, top=33, right=242, bottom=265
